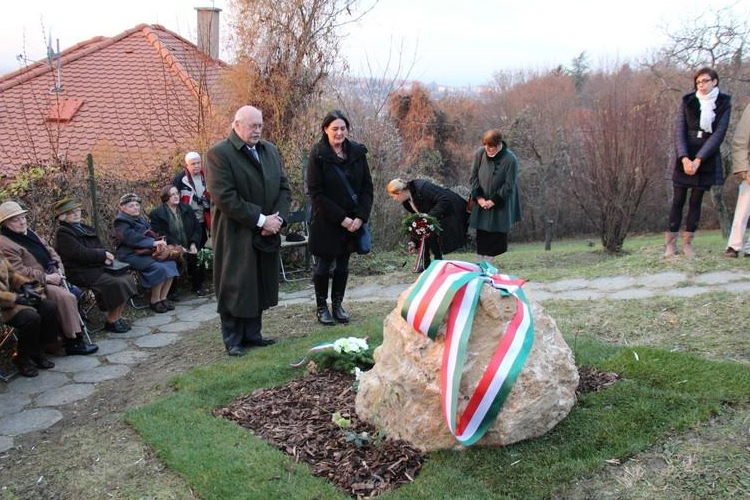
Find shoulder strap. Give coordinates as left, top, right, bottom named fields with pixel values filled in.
left=332, top=165, right=358, bottom=205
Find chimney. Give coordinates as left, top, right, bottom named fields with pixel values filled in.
left=196, top=7, right=221, bottom=59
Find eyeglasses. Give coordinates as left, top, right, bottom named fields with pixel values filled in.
left=696, top=78, right=714, bottom=85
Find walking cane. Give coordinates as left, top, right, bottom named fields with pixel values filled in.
left=60, top=274, right=93, bottom=345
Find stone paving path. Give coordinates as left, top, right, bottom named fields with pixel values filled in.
left=2, top=269, right=749, bottom=453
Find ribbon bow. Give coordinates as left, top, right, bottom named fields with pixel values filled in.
left=401, top=260, right=534, bottom=446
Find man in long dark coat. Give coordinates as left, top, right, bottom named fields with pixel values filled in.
left=206, top=106, right=290, bottom=356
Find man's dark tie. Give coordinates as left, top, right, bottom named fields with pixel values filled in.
left=247, top=145, right=260, bottom=164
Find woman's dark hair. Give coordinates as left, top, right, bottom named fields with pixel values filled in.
left=160, top=185, right=177, bottom=203
left=320, top=110, right=351, bottom=143
left=482, top=129, right=503, bottom=147
left=694, top=67, right=719, bottom=89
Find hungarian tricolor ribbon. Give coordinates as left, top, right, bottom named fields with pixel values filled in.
left=413, top=235, right=428, bottom=273
left=289, top=342, right=335, bottom=368
left=401, top=260, right=534, bottom=446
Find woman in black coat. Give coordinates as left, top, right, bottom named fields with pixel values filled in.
left=666, top=67, right=731, bottom=258
left=387, top=178, right=468, bottom=268
left=307, top=110, right=374, bottom=325
left=54, top=197, right=136, bottom=333
left=149, top=185, right=205, bottom=296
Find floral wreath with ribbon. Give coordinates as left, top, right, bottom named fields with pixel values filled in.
left=401, top=213, right=441, bottom=272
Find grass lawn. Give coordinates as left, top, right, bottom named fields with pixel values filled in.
left=126, top=313, right=750, bottom=499
left=128, top=230, right=750, bottom=499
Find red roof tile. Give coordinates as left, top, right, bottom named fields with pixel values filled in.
left=0, top=24, right=229, bottom=180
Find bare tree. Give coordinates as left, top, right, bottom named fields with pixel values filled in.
left=569, top=70, right=670, bottom=252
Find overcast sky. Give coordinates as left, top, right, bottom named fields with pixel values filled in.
left=2, top=0, right=748, bottom=86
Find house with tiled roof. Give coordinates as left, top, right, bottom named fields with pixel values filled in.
left=0, top=10, right=228, bottom=180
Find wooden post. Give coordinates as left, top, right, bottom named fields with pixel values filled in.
left=86, top=154, right=101, bottom=239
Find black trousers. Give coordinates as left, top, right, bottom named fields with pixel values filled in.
left=220, top=312, right=262, bottom=350
left=7, top=299, right=60, bottom=359
left=669, top=186, right=706, bottom=232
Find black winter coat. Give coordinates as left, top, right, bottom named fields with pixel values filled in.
left=54, top=222, right=108, bottom=287
left=307, top=138, right=374, bottom=258
left=672, top=91, right=731, bottom=188
left=149, top=203, right=202, bottom=248
left=403, top=180, right=468, bottom=254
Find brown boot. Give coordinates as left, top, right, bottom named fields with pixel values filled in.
left=682, top=232, right=696, bottom=258
left=664, top=232, right=678, bottom=257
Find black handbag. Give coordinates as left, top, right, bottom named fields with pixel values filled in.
left=332, top=165, right=371, bottom=255
left=103, top=259, right=131, bottom=276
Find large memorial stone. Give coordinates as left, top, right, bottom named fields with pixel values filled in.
left=356, top=284, right=579, bottom=451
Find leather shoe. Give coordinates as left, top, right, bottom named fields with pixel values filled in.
left=195, top=288, right=212, bottom=297
left=226, top=346, right=247, bottom=357
left=150, top=301, right=168, bottom=313
left=161, top=300, right=175, bottom=311
left=115, top=319, right=132, bottom=331
left=64, top=338, right=99, bottom=356
left=245, top=338, right=277, bottom=348
left=725, top=247, right=739, bottom=258
left=12, top=356, right=38, bottom=377
left=105, top=320, right=129, bottom=333
left=31, top=356, right=55, bottom=369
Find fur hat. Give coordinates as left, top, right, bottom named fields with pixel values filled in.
left=54, top=197, right=83, bottom=218
left=0, top=201, right=28, bottom=224
left=119, top=193, right=142, bottom=206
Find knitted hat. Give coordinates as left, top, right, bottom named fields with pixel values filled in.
left=54, top=197, right=83, bottom=218
left=119, top=193, right=142, bottom=206
left=0, top=201, right=28, bottom=224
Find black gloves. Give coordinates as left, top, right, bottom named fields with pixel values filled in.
left=21, top=284, right=42, bottom=300
left=16, top=283, right=42, bottom=307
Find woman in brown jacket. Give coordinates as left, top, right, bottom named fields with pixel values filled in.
left=0, top=201, right=97, bottom=356
left=0, top=251, right=59, bottom=377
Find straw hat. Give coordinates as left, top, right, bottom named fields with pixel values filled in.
left=54, top=197, right=83, bottom=218
left=0, top=201, right=28, bottom=225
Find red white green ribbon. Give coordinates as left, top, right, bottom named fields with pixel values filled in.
left=413, top=235, right=428, bottom=273
left=401, top=260, right=534, bottom=446
left=290, top=342, right=335, bottom=368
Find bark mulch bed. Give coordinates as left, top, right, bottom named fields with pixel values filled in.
left=214, top=370, right=424, bottom=499
left=577, top=366, right=621, bottom=394
left=213, top=366, right=619, bottom=497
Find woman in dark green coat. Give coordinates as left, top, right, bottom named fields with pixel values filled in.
left=468, top=129, right=521, bottom=261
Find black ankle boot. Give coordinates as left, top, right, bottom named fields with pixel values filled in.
left=331, top=271, right=349, bottom=324
left=313, top=274, right=335, bottom=325
left=316, top=300, right=335, bottom=326
left=12, top=354, right=38, bottom=377
left=331, top=299, right=349, bottom=323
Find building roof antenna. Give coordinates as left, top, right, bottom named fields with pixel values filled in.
left=46, top=33, right=63, bottom=94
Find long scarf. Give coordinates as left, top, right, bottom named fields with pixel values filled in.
left=697, top=87, right=719, bottom=133
left=1, top=226, right=54, bottom=270
left=165, top=205, right=188, bottom=247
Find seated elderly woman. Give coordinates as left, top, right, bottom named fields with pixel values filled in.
left=113, top=193, right=179, bottom=313
left=0, top=201, right=98, bottom=356
left=0, top=251, right=60, bottom=377
left=149, top=185, right=204, bottom=298
left=54, top=197, right=137, bottom=333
